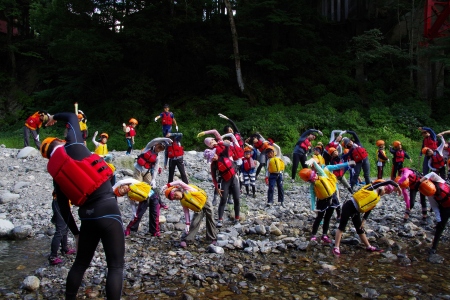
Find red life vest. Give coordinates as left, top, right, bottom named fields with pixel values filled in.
left=424, top=136, right=437, bottom=150
left=235, top=133, right=244, bottom=148
left=407, top=169, right=423, bottom=189
left=47, top=147, right=112, bottom=206
left=395, top=150, right=405, bottom=163
left=126, top=126, right=136, bottom=138
left=24, top=113, right=42, bottom=130
left=331, top=157, right=344, bottom=177
left=137, top=151, right=158, bottom=169
left=254, top=140, right=270, bottom=152
left=434, top=182, right=450, bottom=208
left=167, top=142, right=184, bottom=158
left=325, top=141, right=338, bottom=152
left=351, top=146, right=368, bottom=163
left=299, top=139, right=311, bottom=152
left=431, top=152, right=445, bottom=169
left=161, top=112, right=173, bottom=125
left=217, top=156, right=236, bottom=181
left=243, top=157, right=254, bottom=172
left=231, top=144, right=244, bottom=160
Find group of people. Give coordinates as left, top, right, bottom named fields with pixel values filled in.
left=21, top=105, right=450, bottom=299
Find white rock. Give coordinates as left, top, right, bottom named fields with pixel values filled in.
left=0, top=192, right=20, bottom=204
left=0, top=219, right=14, bottom=237
left=17, top=147, right=39, bottom=159
left=22, top=275, right=40, bottom=291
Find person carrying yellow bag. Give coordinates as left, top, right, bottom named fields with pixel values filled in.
left=113, top=178, right=168, bottom=237
left=163, top=181, right=217, bottom=248
left=332, top=180, right=401, bottom=256
left=299, top=158, right=355, bottom=244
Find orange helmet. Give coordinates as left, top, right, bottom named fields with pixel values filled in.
left=129, top=118, right=138, bottom=125
left=40, top=137, right=65, bottom=159
left=394, top=176, right=409, bottom=189
left=299, top=168, right=315, bottom=182
left=165, top=186, right=176, bottom=200
left=100, top=133, right=109, bottom=139
left=422, top=147, right=430, bottom=155
left=419, top=179, right=436, bottom=196
left=376, top=140, right=385, bottom=147
left=77, top=114, right=83, bottom=119
left=373, top=179, right=385, bottom=184
left=327, top=147, right=337, bottom=156
left=392, top=141, right=401, bottom=148
left=344, top=148, right=350, bottom=154
left=244, top=146, right=253, bottom=152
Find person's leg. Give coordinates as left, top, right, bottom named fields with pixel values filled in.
left=203, top=200, right=217, bottom=241
left=184, top=210, right=203, bottom=243
left=299, top=153, right=307, bottom=169
left=431, top=208, right=450, bottom=251
left=312, top=210, right=326, bottom=237
left=291, top=153, right=300, bottom=180
left=350, top=162, right=362, bottom=189
left=250, top=172, right=256, bottom=197
left=217, top=179, right=231, bottom=221
left=276, top=174, right=284, bottom=203
left=361, top=158, right=371, bottom=185
left=23, top=126, right=30, bottom=147
left=177, top=158, right=189, bottom=184
left=423, top=156, right=430, bottom=175
left=50, top=201, right=68, bottom=259
left=168, top=159, right=176, bottom=183
left=231, top=175, right=240, bottom=220
left=66, top=222, right=101, bottom=299
left=127, top=201, right=148, bottom=232
left=322, top=207, right=335, bottom=236
left=339, top=176, right=353, bottom=194
left=148, top=194, right=161, bottom=236
left=267, top=174, right=275, bottom=204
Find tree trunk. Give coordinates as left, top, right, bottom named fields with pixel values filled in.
left=223, top=0, right=244, bottom=92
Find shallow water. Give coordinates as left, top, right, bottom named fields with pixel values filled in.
left=0, top=238, right=50, bottom=290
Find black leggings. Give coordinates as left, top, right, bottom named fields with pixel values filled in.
left=291, top=152, right=307, bottom=180
left=312, top=198, right=335, bottom=236
left=338, top=200, right=365, bottom=235
left=168, top=158, right=189, bottom=184
left=218, top=175, right=240, bottom=220
left=432, top=207, right=450, bottom=250
left=66, top=196, right=124, bottom=300
left=410, top=188, right=427, bottom=215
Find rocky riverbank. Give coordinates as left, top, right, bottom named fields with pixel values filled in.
left=0, top=145, right=449, bottom=299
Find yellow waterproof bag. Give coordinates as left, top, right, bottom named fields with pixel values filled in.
left=181, top=184, right=207, bottom=212
left=353, top=184, right=380, bottom=213
left=268, top=157, right=285, bottom=173
left=128, top=182, right=152, bottom=202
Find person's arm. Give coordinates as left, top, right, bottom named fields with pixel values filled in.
left=422, top=171, right=445, bottom=183
left=436, top=135, right=445, bottom=156
left=142, top=138, right=173, bottom=152
left=438, top=130, right=450, bottom=136
left=218, top=113, right=241, bottom=133
left=54, top=183, right=80, bottom=236
left=198, top=129, right=222, bottom=141
left=167, top=180, right=194, bottom=191
left=329, top=130, right=345, bottom=143
left=346, top=130, right=361, bottom=146
left=122, top=123, right=130, bottom=133
left=51, top=112, right=84, bottom=145
left=92, top=131, right=100, bottom=147
left=311, top=160, right=326, bottom=177
left=389, top=147, right=396, bottom=155
left=378, top=150, right=389, bottom=161
left=397, top=169, right=412, bottom=185
left=210, top=163, right=219, bottom=190
left=154, top=113, right=162, bottom=122
left=309, top=183, right=316, bottom=211
left=183, top=206, right=191, bottom=225
left=221, top=133, right=239, bottom=145
left=421, top=127, right=437, bottom=141
left=325, top=161, right=354, bottom=172
left=273, top=143, right=282, bottom=158
left=404, top=151, right=412, bottom=161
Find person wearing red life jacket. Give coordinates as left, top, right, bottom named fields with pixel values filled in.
left=122, top=118, right=138, bottom=155
left=291, top=129, right=323, bottom=183
left=419, top=127, right=438, bottom=175
left=418, top=172, right=450, bottom=254
left=154, top=104, right=178, bottom=136
left=323, top=130, right=346, bottom=165
left=23, top=111, right=50, bottom=148
left=218, top=113, right=245, bottom=149
left=42, top=112, right=123, bottom=300
left=389, top=141, right=412, bottom=180
left=204, top=147, right=240, bottom=228
left=241, top=146, right=257, bottom=198
left=397, top=167, right=428, bottom=223
left=341, top=130, right=370, bottom=190
left=438, top=130, right=450, bottom=179
left=375, top=140, right=389, bottom=179
left=423, top=134, right=446, bottom=179
left=165, top=132, right=189, bottom=184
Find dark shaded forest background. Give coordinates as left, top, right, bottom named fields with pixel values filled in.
left=1, top=0, right=449, bottom=152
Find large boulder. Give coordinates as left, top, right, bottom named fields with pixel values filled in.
left=0, top=219, right=14, bottom=237
left=11, top=225, right=32, bottom=239
left=17, top=147, right=40, bottom=159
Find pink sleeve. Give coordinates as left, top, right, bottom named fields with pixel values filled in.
left=397, top=169, right=412, bottom=185
left=203, top=129, right=222, bottom=141
left=183, top=207, right=191, bottom=224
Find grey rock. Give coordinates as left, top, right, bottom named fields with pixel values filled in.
left=255, top=225, right=266, bottom=235
left=207, top=245, right=224, bottom=254
left=11, top=225, right=32, bottom=239
left=0, top=219, right=14, bottom=237
left=0, top=192, right=20, bottom=204
left=428, top=253, right=445, bottom=264
left=22, top=276, right=40, bottom=291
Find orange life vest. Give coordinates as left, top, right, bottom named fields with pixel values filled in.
left=47, top=147, right=112, bottom=206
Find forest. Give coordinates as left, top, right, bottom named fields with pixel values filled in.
left=1, top=0, right=450, bottom=152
